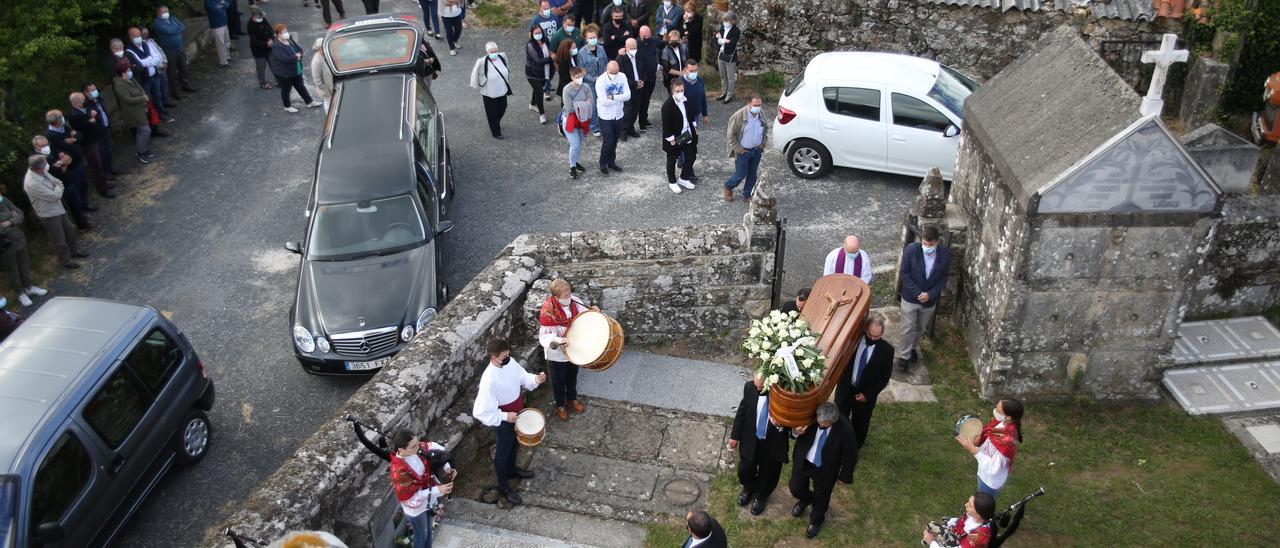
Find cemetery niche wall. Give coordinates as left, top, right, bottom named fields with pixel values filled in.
left=951, top=26, right=1221, bottom=401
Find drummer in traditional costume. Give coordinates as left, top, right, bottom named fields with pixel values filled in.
left=472, top=338, right=545, bottom=505
left=921, top=492, right=996, bottom=548
left=955, top=398, right=1024, bottom=500
left=538, top=278, right=599, bottom=421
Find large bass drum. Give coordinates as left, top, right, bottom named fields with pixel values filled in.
left=563, top=310, right=625, bottom=371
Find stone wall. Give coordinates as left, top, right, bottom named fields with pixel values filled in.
left=724, top=0, right=1181, bottom=80
left=1185, top=195, right=1280, bottom=318
left=212, top=215, right=777, bottom=545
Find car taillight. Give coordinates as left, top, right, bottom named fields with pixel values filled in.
left=197, top=359, right=207, bottom=380
left=778, top=106, right=797, bottom=125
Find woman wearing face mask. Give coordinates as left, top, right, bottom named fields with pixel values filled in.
left=538, top=279, right=599, bottom=420
left=679, top=0, right=702, bottom=62
left=560, top=67, right=594, bottom=180
left=112, top=59, right=154, bottom=163
left=440, top=0, right=465, bottom=55
left=269, top=24, right=323, bottom=113
left=554, top=39, right=578, bottom=97
left=955, top=398, right=1024, bottom=500
left=661, top=79, right=698, bottom=194
left=247, top=7, right=275, bottom=90
left=659, top=29, right=688, bottom=92
left=524, top=27, right=555, bottom=125
left=470, top=42, right=512, bottom=139
left=713, top=10, right=739, bottom=103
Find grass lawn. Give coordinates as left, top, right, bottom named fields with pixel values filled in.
left=472, top=0, right=532, bottom=28
left=644, top=323, right=1280, bottom=546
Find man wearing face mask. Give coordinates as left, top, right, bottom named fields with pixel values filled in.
left=41, top=115, right=94, bottom=229
left=723, top=95, right=768, bottom=201
left=633, top=26, right=661, bottom=131
left=713, top=11, right=740, bottom=103
left=80, top=83, right=121, bottom=183
left=788, top=401, right=857, bottom=539
left=124, top=29, right=174, bottom=122
left=550, top=14, right=585, bottom=49
left=659, top=29, right=687, bottom=92
left=654, top=0, right=679, bottom=37
left=594, top=60, right=629, bottom=174
left=896, top=224, right=951, bottom=371
left=625, top=0, right=652, bottom=28
left=23, top=155, right=87, bottom=270
left=152, top=5, right=198, bottom=95
left=601, top=5, right=631, bottom=61
left=66, top=93, right=116, bottom=200
left=576, top=26, right=607, bottom=136
left=616, top=38, right=644, bottom=140
left=660, top=79, right=697, bottom=194
left=833, top=313, right=894, bottom=449
left=529, top=0, right=560, bottom=36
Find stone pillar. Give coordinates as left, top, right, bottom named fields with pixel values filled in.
left=1261, top=153, right=1280, bottom=196
left=1177, top=56, right=1230, bottom=130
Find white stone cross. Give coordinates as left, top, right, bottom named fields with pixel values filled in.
left=1139, top=33, right=1189, bottom=117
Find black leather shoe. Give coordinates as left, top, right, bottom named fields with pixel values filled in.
left=791, top=502, right=808, bottom=517
left=909, top=349, right=919, bottom=363
left=608, top=163, right=623, bottom=172
left=805, top=522, right=822, bottom=539
left=600, top=165, right=609, bottom=176
left=72, top=251, right=90, bottom=258
left=626, top=129, right=641, bottom=138
left=509, top=468, right=535, bottom=479
left=736, top=488, right=752, bottom=507
left=505, top=491, right=523, bottom=505
left=750, top=497, right=767, bottom=515
left=62, top=261, right=81, bottom=270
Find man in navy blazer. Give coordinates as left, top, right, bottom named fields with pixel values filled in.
left=897, top=225, right=951, bottom=370
left=788, top=402, right=857, bottom=539
left=683, top=510, right=727, bottom=547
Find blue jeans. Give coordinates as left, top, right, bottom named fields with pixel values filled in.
left=404, top=510, right=433, bottom=548
left=724, top=147, right=763, bottom=198
left=565, top=125, right=583, bottom=168
left=419, top=0, right=440, bottom=34
left=977, top=476, right=1001, bottom=500
left=142, top=77, right=168, bottom=116
left=599, top=117, right=623, bottom=167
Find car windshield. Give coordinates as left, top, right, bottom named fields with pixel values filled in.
left=327, top=28, right=416, bottom=72
left=0, top=477, right=14, bottom=548
left=308, top=194, right=426, bottom=260
left=927, top=65, right=978, bottom=120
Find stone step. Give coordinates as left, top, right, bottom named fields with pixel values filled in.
left=537, top=397, right=731, bottom=474
left=437, top=497, right=646, bottom=548
left=1162, top=360, right=1280, bottom=415
left=576, top=350, right=751, bottom=417
left=1169, top=316, right=1280, bottom=368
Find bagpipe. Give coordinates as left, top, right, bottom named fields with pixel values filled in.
left=922, top=487, right=1046, bottom=547
left=345, top=414, right=453, bottom=488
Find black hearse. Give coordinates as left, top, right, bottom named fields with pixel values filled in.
left=287, top=13, right=454, bottom=375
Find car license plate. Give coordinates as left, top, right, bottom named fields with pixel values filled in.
left=345, top=357, right=392, bottom=371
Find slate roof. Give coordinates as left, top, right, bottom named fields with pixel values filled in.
left=963, top=25, right=1143, bottom=208
left=923, top=0, right=1158, bottom=21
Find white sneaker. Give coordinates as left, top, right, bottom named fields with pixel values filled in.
left=668, top=183, right=683, bottom=194
left=450, top=50, right=457, bottom=56
left=308, top=101, right=323, bottom=108
left=539, top=114, right=547, bottom=124
left=284, top=106, right=299, bottom=113
left=18, top=293, right=33, bottom=307
left=676, top=178, right=695, bottom=190
left=25, top=286, right=48, bottom=296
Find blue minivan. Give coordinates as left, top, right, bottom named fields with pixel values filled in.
left=0, top=297, right=215, bottom=546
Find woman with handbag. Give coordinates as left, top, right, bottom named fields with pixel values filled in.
left=247, top=7, right=275, bottom=90
left=112, top=59, right=154, bottom=163
left=524, top=27, right=555, bottom=125
left=560, top=66, right=594, bottom=180
left=269, top=24, right=323, bottom=112
left=661, top=79, right=698, bottom=194
left=470, top=42, right=513, bottom=139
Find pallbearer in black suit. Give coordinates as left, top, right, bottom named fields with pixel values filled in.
left=728, top=372, right=791, bottom=514
left=834, top=312, right=895, bottom=449
left=789, top=401, right=858, bottom=539
left=682, top=510, right=727, bottom=547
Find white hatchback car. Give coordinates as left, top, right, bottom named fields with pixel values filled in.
left=773, top=52, right=979, bottom=180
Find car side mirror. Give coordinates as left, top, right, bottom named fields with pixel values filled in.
left=436, top=220, right=455, bottom=236
left=284, top=241, right=302, bottom=254
left=943, top=124, right=960, bottom=138
left=36, top=522, right=65, bottom=544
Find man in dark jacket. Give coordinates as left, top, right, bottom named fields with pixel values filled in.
left=66, top=93, right=116, bottom=199
left=42, top=113, right=94, bottom=229
left=729, top=372, right=791, bottom=515
left=80, top=82, right=121, bottom=184
left=633, top=25, right=660, bottom=130
left=897, top=224, right=951, bottom=371
left=152, top=5, right=198, bottom=94
left=834, top=313, right=894, bottom=449
left=683, top=510, right=727, bottom=548
left=779, top=288, right=809, bottom=315
left=789, top=401, right=857, bottom=539
left=659, top=79, right=695, bottom=194
left=601, top=6, right=631, bottom=60
left=616, top=38, right=646, bottom=139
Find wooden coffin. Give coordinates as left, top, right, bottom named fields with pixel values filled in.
left=768, top=274, right=872, bottom=427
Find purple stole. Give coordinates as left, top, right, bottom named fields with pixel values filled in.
left=835, top=251, right=862, bottom=278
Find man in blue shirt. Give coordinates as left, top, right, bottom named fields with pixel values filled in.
left=576, top=25, right=608, bottom=136
left=723, top=95, right=768, bottom=201
left=529, top=1, right=561, bottom=34
left=896, top=225, right=951, bottom=371
left=151, top=5, right=198, bottom=94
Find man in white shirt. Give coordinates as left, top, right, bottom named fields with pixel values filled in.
left=595, top=60, right=631, bottom=175
left=823, top=234, right=873, bottom=284
left=472, top=338, right=545, bottom=505
left=788, top=401, right=857, bottom=539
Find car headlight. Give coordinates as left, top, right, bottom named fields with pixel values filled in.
left=316, top=336, right=331, bottom=354
left=293, top=325, right=316, bottom=353
left=401, top=325, right=415, bottom=342
left=415, top=307, right=437, bottom=332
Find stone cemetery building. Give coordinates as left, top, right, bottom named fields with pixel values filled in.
left=948, top=26, right=1221, bottom=401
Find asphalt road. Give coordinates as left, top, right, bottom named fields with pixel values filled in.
left=48, top=0, right=917, bottom=545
